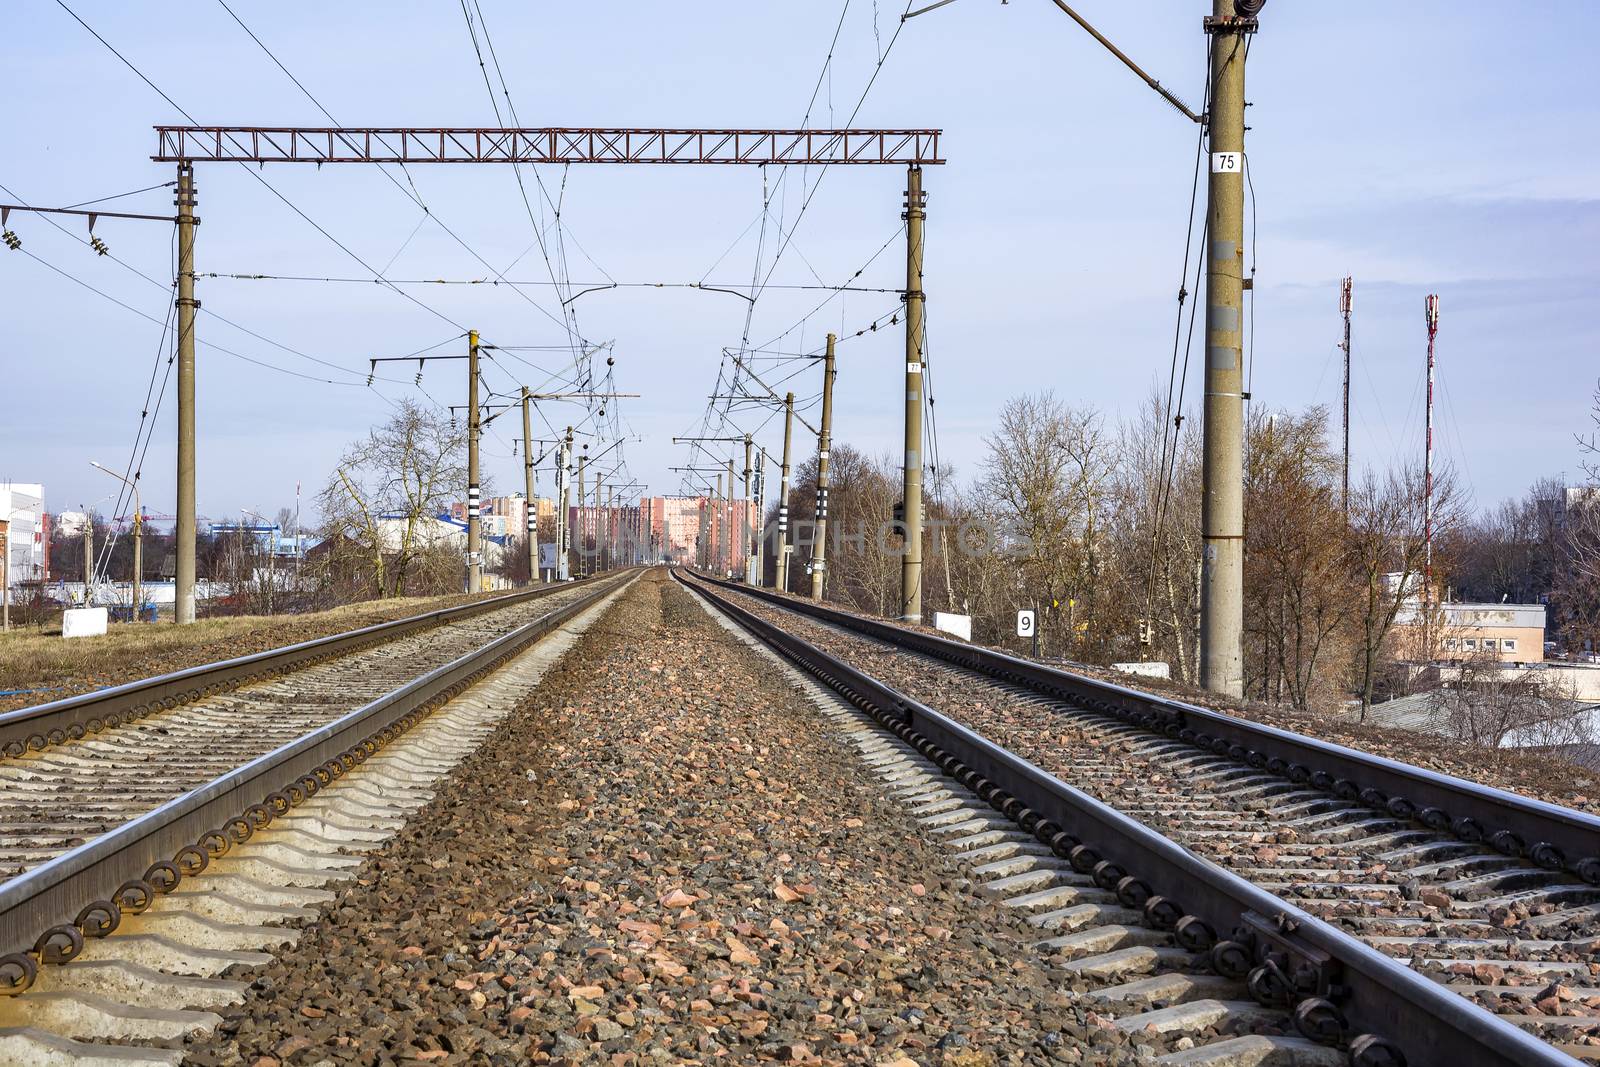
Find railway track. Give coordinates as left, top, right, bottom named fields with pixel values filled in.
left=679, top=570, right=1600, bottom=1067
left=0, top=572, right=635, bottom=1015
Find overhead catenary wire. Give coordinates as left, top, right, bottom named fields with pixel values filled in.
left=459, top=0, right=593, bottom=366
left=61, top=181, right=177, bottom=211
left=15, top=245, right=367, bottom=386
left=93, top=257, right=179, bottom=585
left=194, top=272, right=902, bottom=295
left=1140, top=39, right=1213, bottom=643
left=213, top=0, right=579, bottom=340
left=692, top=0, right=916, bottom=463
left=54, top=0, right=480, bottom=340
left=0, top=179, right=410, bottom=385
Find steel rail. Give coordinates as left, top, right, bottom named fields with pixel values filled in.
left=0, top=572, right=635, bottom=980
left=686, top=573, right=1600, bottom=889
left=676, top=571, right=1580, bottom=1067
left=0, top=575, right=609, bottom=759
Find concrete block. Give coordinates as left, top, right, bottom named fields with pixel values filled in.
left=62, top=608, right=108, bottom=638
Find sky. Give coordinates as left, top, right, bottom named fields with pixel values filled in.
left=4, top=1, right=1598, bottom=529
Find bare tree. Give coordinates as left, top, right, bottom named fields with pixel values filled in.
left=1579, top=377, right=1600, bottom=481
left=1347, top=462, right=1465, bottom=719
left=1555, top=495, right=1600, bottom=656
left=979, top=392, right=1110, bottom=659
left=1429, top=653, right=1591, bottom=749
left=1244, top=407, right=1355, bottom=709
left=1100, top=390, right=1202, bottom=680
left=316, top=400, right=468, bottom=598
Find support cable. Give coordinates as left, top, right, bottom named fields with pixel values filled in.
left=214, top=0, right=576, bottom=337
left=56, top=0, right=474, bottom=336
left=1140, top=44, right=1212, bottom=646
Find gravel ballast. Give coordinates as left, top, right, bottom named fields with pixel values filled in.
left=703, top=581, right=1600, bottom=1054
left=744, top=587, right=1600, bottom=814
left=181, top=569, right=1134, bottom=1066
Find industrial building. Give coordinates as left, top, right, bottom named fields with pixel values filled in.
left=1, top=483, right=47, bottom=591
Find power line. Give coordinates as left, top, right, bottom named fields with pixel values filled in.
left=213, top=0, right=577, bottom=338
left=15, top=245, right=371, bottom=385
left=61, top=181, right=176, bottom=210
left=459, top=0, right=589, bottom=358
left=56, top=0, right=473, bottom=336
left=196, top=271, right=901, bottom=295
left=0, top=178, right=402, bottom=384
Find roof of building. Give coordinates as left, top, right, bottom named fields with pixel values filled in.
left=1444, top=602, right=1546, bottom=628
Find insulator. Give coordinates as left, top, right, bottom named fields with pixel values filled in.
left=90, top=236, right=110, bottom=256
left=2, top=230, right=19, bottom=251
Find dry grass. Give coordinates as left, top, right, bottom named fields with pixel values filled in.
left=0, top=592, right=495, bottom=712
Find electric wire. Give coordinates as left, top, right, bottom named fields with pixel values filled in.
left=60, top=182, right=177, bottom=210
left=1141, top=38, right=1213, bottom=643
left=54, top=0, right=474, bottom=338
left=213, top=0, right=577, bottom=338
left=195, top=272, right=900, bottom=294
left=0, top=179, right=408, bottom=384
left=16, top=246, right=362, bottom=385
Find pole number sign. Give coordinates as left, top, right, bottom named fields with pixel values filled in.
left=1211, top=151, right=1241, bottom=173
left=1016, top=609, right=1036, bottom=637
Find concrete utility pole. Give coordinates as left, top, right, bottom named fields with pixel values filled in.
left=1340, top=277, right=1353, bottom=519
left=595, top=479, right=604, bottom=572
left=777, top=391, right=795, bottom=593
left=901, top=165, right=927, bottom=623
left=129, top=507, right=142, bottom=617
left=521, top=388, right=539, bottom=583
left=558, top=428, right=573, bottom=581
left=593, top=472, right=604, bottom=576
left=725, top=458, right=736, bottom=578
left=1198, top=1, right=1257, bottom=699
left=582, top=454, right=595, bottom=579
left=755, top=446, right=767, bottom=587
left=811, top=333, right=837, bottom=601
left=743, top=436, right=756, bottom=585
left=713, top=473, right=724, bottom=574
left=466, top=329, right=483, bottom=594
left=174, top=161, right=198, bottom=625
left=1424, top=293, right=1439, bottom=653
left=92, top=457, right=146, bottom=616
left=81, top=513, right=93, bottom=607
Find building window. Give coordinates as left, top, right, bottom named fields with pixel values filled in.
left=1443, top=638, right=1458, bottom=651
left=1482, top=639, right=1498, bottom=651
left=1502, top=639, right=1516, bottom=652
left=1463, top=639, right=1478, bottom=650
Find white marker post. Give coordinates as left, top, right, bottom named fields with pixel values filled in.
left=1016, top=608, right=1038, bottom=659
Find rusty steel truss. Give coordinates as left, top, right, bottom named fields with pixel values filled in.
left=153, top=127, right=943, bottom=166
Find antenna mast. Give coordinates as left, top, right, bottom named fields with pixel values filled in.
left=1423, top=293, right=1440, bottom=655
left=1340, top=277, right=1353, bottom=518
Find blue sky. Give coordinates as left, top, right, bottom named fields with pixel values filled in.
left=4, top=1, right=1597, bottom=527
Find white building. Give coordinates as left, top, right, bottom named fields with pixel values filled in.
left=1, top=483, right=47, bottom=588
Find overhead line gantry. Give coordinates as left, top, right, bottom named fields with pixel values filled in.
left=158, top=124, right=942, bottom=622
left=153, top=127, right=942, bottom=166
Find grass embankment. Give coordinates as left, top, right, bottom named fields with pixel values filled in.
left=0, top=592, right=496, bottom=713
